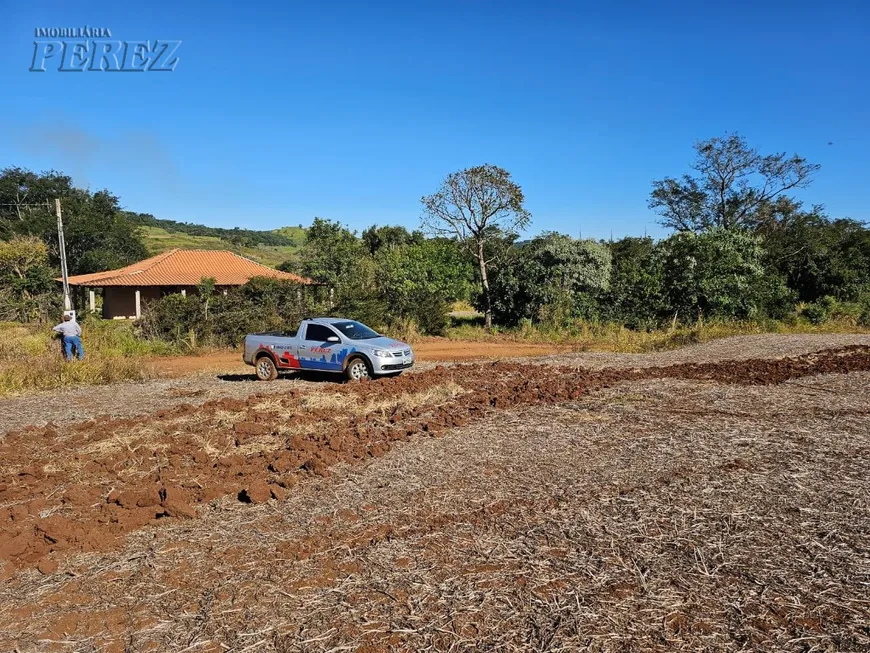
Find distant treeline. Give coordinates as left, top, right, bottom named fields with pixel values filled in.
left=123, top=212, right=297, bottom=248
left=3, top=131, right=870, bottom=338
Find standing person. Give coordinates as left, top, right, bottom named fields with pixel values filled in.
left=52, top=314, right=84, bottom=361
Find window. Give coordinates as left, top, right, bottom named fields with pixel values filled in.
left=304, top=324, right=338, bottom=342
left=331, top=321, right=379, bottom=339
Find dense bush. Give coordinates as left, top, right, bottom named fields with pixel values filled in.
left=0, top=289, right=60, bottom=323
left=763, top=212, right=870, bottom=303
left=486, top=234, right=611, bottom=327
left=376, top=239, right=474, bottom=314
left=411, top=294, right=450, bottom=336
left=0, top=235, right=61, bottom=322
left=139, top=271, right=456, bottom=347
left=601, top=237, right=663, bottom=329
left=801, top=300, right=830, bottom=325
left=484, top=227, right=826, bottom=330
left=139, top=277, right=312, bottom=348
left=799, top=296, right=868, bottom=326
left=658, top=228, right=776, bottom=321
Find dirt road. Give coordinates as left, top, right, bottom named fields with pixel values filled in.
left=148, top=338, right=576, bottom=376
left=2, top=335, right=870, bottom=651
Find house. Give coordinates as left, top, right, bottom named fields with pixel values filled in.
left=64, top=249, right=312, bottom=319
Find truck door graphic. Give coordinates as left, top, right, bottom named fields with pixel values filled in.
left=297, top=323, right=353, bottom=371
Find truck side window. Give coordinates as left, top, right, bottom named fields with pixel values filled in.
left=305, top=324, right=337, bottom=342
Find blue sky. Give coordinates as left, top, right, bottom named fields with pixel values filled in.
left=2, top=1, right=868, bottom=240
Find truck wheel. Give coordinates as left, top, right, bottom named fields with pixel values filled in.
left=255, top=355, right=278, bottom=381
left=345, top=356, right=371, bottom=382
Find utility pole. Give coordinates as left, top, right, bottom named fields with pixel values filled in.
left=56, top=199, right=72, bottom=312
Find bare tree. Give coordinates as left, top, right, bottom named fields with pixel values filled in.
left=649, top=133, right=821, bottom=232
left=421, top=164, right=531, bottom=329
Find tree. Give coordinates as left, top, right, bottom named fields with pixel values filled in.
left=0, top=235, right=54, bottom=298
left=361, top=224, right=423, bottom=254
left=421, top=164, right=531, bottom=329
left=0, top=235, right=48, bottom=281
left=0, top=167, right=73, bottom=230
left=763, top=208, right=870, bottom=303
left=602, top=237, right=664, bottom=328
left=650, top=134, right=820, bottom=232
left=60, top=189, right=148, bottom=274
left=375, top=238, right=474, bottom=313
left=298, top=218, right=369, bottom=288
left=658, top=227, right=780, bottom=320
left=486, top=234, right=611, bottom=326
left=0, top=235, right=56, bottom=321
left=0, top=168, right=147, bottom=274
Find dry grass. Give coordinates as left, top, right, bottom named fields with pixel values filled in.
left=298, top=390, right=349, bottom=413
left=0, top=355, right=152, bottom=395
left=78, top=427, right=161, bottom=458
left=364, top=380, right=466, bottom=416
left=448, top=317, right=870, bottom=353
left=531, top=332, right=870, bottom=370
left=3, top=363, right=869, bottom=651
left=0, top=320, right=176, bottom=396
left=297, top=381, right=467, bottom=418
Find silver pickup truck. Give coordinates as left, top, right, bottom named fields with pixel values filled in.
left=243, top=317, right=415, bottom=381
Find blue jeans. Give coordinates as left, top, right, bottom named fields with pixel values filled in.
left=63, top=335, right=84, bottom=361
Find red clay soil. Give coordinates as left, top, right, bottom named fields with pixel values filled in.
left=2, top=345, right=869, bottom=576
left=147, top=339, right=575, bottom=375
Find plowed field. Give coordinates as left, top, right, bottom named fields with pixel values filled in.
left=2, top=340, right=870, bottom=652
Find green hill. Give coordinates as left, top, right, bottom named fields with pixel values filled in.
left=274, top=226, right=307, bottom=242
left=123, top=212, right=308, bottom=268
left=139, top=225, right=305, bottom=268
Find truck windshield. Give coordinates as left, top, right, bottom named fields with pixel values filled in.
left=331, top=321, right=379, bottom=340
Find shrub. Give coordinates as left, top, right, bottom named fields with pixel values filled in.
left=801, top=300, right=830, bottom=325
left=412, top=294, right=450, bottom=336
left=602, top=237, right=663, bottom=329
left=658, top=228, right=771, bottom=321
left=0, top=289, right=61, bottom=323
left=138, top=294, right=204, bottom=348
left=798, top=295, right=868, bottom=326
left=487, top=234, right=612, bottom=327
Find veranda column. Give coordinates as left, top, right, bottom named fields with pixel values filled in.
left=135, top=289, right=141, bottom=319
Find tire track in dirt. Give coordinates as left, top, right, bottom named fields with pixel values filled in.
left=2, top=345, right=869, bottom=575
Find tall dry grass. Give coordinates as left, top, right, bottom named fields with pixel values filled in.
left=0, top=319, right=179, bottom=395
left=445, top=317, right=870, bottom=353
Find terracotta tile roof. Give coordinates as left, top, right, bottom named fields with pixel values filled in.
left=64, top=249, right=311, bottom=286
